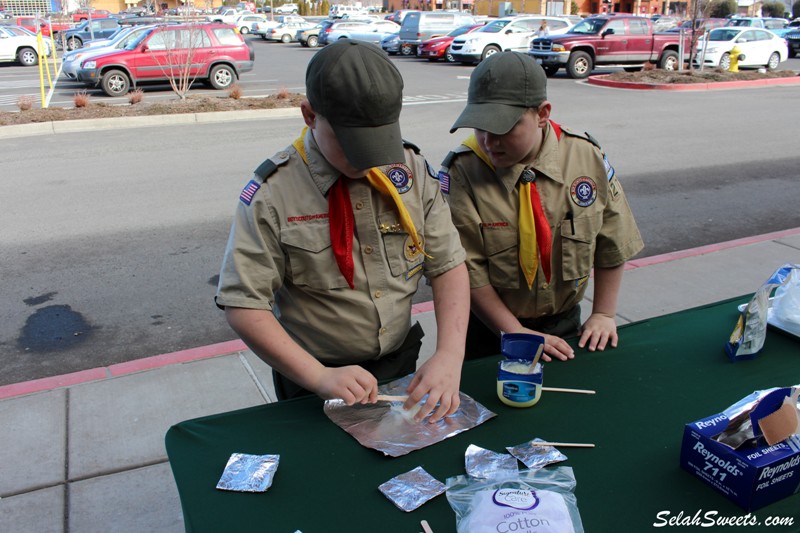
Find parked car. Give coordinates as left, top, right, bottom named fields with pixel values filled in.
left=652, top=16, right=682, bottom=31
left=253, top=15, right=306, bottom=39
left=76, top=23, right=254, bottom=96
left=399, top=10, right=476, bottom=55
left=381, top=31, right=401, bottom=54
left=693, top=26, right=788, bottom=71
left=786, top=26, right=800, bottom=57
left=0, top=25, right=51, bottom=66
left=62, top=18, right=121, bottom=50
left=417, top=23, right=485, bottom=62
left=62, top=24, right=153, bottom=79
left=265, top=19, right=314, bottom=43
left=207, top=8, right=251, bottom=25
left=725, top=17, right=789, bottom=33
left=318, top=19, right=372, bottom=46
left=13, top=16, right=71, bottom=39
left=274, top=3, right=299, bottom=15
left=329, top=4, right=368, bottom=18
left=664, top=18, right=727, bottom=35
left=71, top=9, right=112, bottom=22
left=297, top=20, right=331, bottom=47
left=384, top=9, right=414, bottom=25
left=327, top=19, right=399, bottom=45
left=235, top=13, right=267, bottom=34
left=450, top=15, right=571, bottom=64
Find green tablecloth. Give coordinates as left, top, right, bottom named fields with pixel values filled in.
left=166, top=297, right=800, bottom=532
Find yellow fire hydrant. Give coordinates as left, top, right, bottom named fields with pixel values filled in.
left=728, top=45, right=744, bottom=72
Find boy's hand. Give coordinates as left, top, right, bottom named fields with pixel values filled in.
left=405, top=350, right=462, bottom=424
left=310, top=366, right=378, bottom=405
left=517, top=327, right=574, bottom=361
left=578, top=313, right=618, bottom=352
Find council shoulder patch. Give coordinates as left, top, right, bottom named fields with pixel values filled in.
left=387, top=163, right=413, bottom=194
left=239, top=180, right=261, bottom=206
left=570, top=177, right=597, bottom=207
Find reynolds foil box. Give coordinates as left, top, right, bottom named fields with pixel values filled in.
left=680, top=389, right=800, bottom=511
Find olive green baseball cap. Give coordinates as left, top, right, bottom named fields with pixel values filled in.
left=306, top=39, right=405, bottom=169
left=450, top=51, right=547, bottom=135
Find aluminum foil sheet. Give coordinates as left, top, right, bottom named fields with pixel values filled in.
left=507, top=438, right=568, bottom=469
left=464, top=444, right=519, bottom=479
left=378, top=466, right=446, bottom=512
left=216, top=453, right=280, bottom=492
left=323, top=375, right=496, bottom=457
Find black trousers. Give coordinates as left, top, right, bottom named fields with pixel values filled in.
left=272, top=322, right=425, bottom=401
left=464, top=305, right=581, bottom=360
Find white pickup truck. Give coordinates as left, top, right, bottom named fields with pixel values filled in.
left=207, top=8, right=251, bottom=25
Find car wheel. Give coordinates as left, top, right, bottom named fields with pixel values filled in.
left=658, top=50, right=679, bottom=71
left=281, top=34, right=291, bottom=43
left=101, top=69, right=130, bottom=97
left=445, top=46, right=455, bottom=63
left=17, top=47, right=38, bottom=66
left=400, top=43, right=414, bottom=56
left=566, top=51, right=593, bottom=79
left=719, top=52, right=730, bottom=71
left=260, top=34, right=267, bottom=41
left=481, top=45, right=500, bottom=61
left=307, top=35, right=318, bottom=47
left=240, top=26, right=249, bottom=34
left=543, top=65, right=559, bottom=77
left=767, top=52, right=780, bottom=71
left=67, top=36, right=82, bottom=51
left=209, top=64, right=236, bottom=90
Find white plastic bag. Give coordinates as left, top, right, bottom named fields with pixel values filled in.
left=772, top=269, right=800, bottom=326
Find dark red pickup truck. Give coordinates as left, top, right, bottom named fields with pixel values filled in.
left=528, top=15, right=690, bottom=79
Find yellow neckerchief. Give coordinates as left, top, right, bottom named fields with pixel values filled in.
left=462, top=133, right=540, bottom=289
left=293, top=127, right=430, bottom=259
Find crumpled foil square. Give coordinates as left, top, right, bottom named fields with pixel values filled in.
left=465, top=444, right=519, bottom=478
left=378, top=466, right=446, bottom=512
left=216, top=453, right=280, bottom=492
left=506, top=438, right=568, bottom=469
left=323, top=375, right=496, bottom=457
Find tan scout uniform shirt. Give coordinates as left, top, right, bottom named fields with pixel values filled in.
left=443, top=121, right=644, bottom=320
left=217, top=129, right=466, bottom=364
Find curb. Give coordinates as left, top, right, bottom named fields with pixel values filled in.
left=0, top=107, right=302, bottom=140
left=587, top=73, right=800, bottom=91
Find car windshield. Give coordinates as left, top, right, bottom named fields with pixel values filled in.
left=448, top=24, right=476, bottom=37
left=726, top=19, right=752, bottom=27
left=708, top=28, right=739, bottom=41
left=479, top=20, right=511, bottom=33
left=570, top=18, right=606, bottom=34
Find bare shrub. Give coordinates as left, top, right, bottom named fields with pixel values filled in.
left=73, top=90, right=91, bottom=108
left=128, top=88, right=144, bottom=105
left=17, top=95, right=34, bottom=111
left=228, top=83, right=243, bottom=100
left=276, top=87, right=290, bottom=99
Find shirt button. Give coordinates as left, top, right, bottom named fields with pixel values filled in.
left=374, top=290, right=382, bottom=298
left=355, top=201, right=364, bottom=210
left=364, top=245, right=373, bottom=254
left=542, top=283, right=550, bottom=289
left=379, top=327, right=387, bottom=335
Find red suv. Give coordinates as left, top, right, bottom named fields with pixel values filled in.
left=76, top=23, right=254, bottom=97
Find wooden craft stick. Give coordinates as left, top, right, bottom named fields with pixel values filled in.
left=375, top=394, right=409, bottom=402
left=541, top=386, right=596, bottom=395
left=533, top=441, right=595, bottom=448
left=421, top=520, right=434, bottom=533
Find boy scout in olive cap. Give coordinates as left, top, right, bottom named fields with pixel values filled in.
left=441, top=51, right=644, bottom=361
left=217, top=40, right=469, bottom=423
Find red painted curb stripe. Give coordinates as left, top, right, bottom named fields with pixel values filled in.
left=587, top=74, right=800, bottom=91
left=3, top=227, right=798, bottom=399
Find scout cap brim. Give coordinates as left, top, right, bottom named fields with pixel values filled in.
left=449, top=102, right=527, bottom=135
left=332, top=120, right=405, bottom=170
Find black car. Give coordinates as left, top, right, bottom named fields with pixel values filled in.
left=786, top=27, right=800, bottom=58
left=62, top=18, right=121, bottom=50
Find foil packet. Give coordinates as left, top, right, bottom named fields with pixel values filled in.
left=726, top=263, right=800, bottom=361
left=507, top=438, right=569, bottom=469
left=323, top=374, right=496, bottom=457
left=464, top=444, right=518, bottom=479
left=216, top=453, right=280, bottom=492
left=378, top=466, right=446, bottom=512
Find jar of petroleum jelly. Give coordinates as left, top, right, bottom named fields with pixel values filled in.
left=497, top=360, right=543, bottom=408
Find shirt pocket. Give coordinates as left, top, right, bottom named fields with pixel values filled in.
left=281, top=225, right=350, bottom=290
left=379, top=212, right=417, bottom=278
left=482, top=225, right=519, bottom=289
left=560, top=213, right=601, bottom=281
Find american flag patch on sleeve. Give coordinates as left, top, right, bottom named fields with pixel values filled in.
left=239, top=180, right=261, bottom=205
left=438, top=171, right=450, bottom=194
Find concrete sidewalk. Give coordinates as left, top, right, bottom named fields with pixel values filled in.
left=1, top=228, right=800, bottom=533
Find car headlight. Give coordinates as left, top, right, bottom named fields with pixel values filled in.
left=83, top=60, right=96, bottom=69
left=551, top=44, right=566, bottom=52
